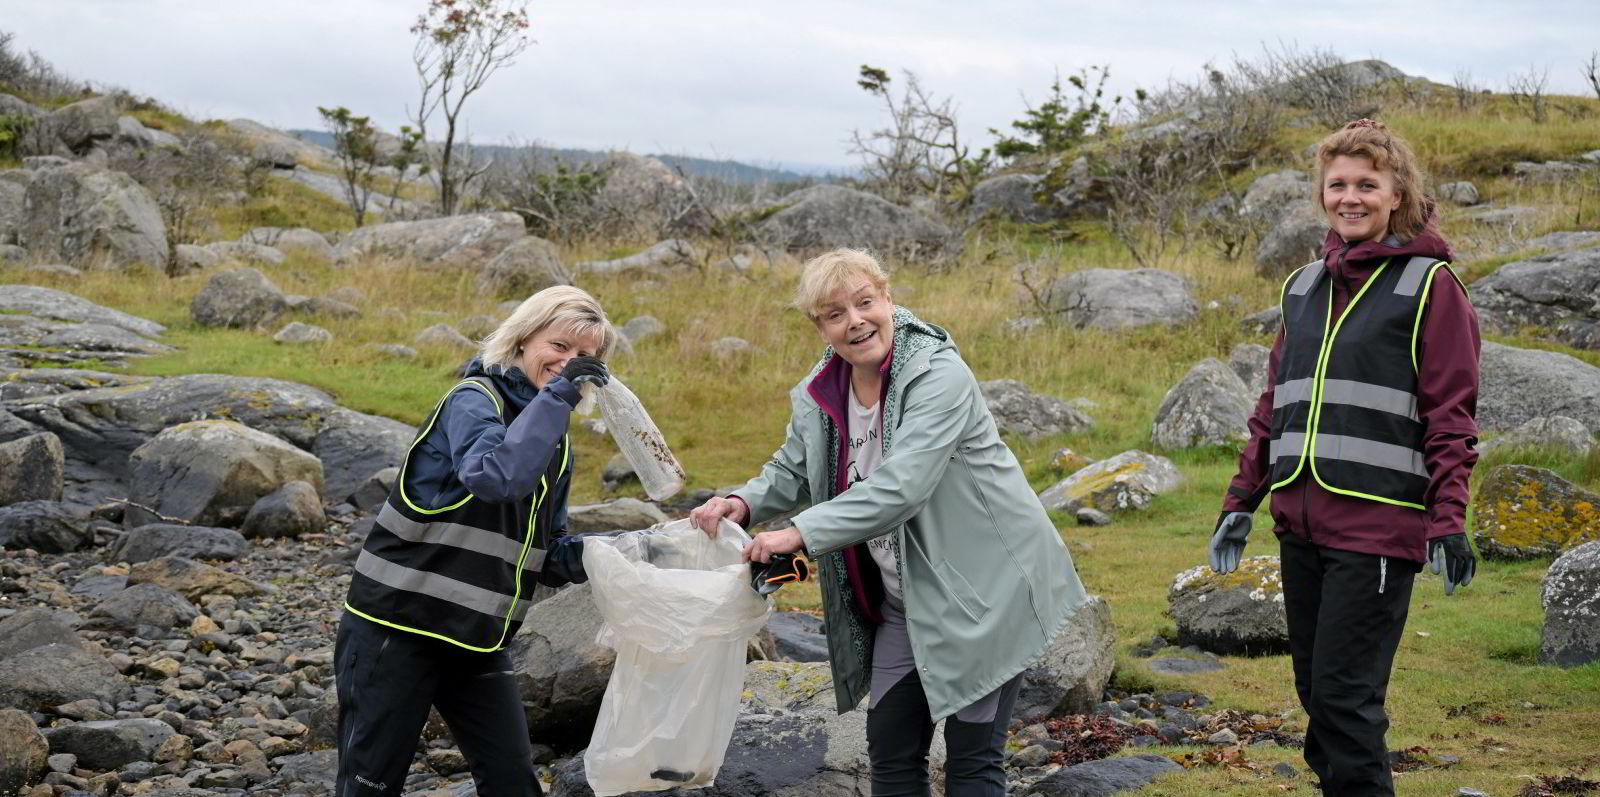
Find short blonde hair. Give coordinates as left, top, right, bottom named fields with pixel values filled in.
left=480, top=285, right=617, bottom=370
left=1313, top=119, right=1431, bottom=242
left=794, top=248, right=891, bottom=320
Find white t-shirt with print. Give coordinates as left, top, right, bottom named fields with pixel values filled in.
left=846, top=386, right=901, bottom=604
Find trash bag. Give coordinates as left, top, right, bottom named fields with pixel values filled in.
left=581, top=518, right=771, bottom=795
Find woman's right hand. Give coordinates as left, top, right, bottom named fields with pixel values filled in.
left=690, top=496, right=747, bottom=538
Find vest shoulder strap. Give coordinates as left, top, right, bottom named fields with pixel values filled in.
left=1392, top=256, right=1443, bottom=297
left=1285, top=259, right=1325, bottom=299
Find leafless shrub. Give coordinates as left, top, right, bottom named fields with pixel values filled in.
left=107, top=130, right=241, bottom=257
left=850, top=65, right=991, bottom=205
left=1452, top=69, right=1483, bottom=113
left=0, top=30, right=87, bottom=104
left=1255, top=43, right=1385, bottom=127
left=1584, top=51, right=1600, bottom=101
left=1507, top=65, right=1551, bottom=124
left=480, top=143, right=617, bottom=243
left=1097, top=55, right=1284, bottom=266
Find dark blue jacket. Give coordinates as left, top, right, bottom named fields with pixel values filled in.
left=406, top=357, right=588, bottom=585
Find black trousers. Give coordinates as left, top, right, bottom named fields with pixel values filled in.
left=334, top=613, right=539, bottom=797
left=866, top=670, right=1022, bottom=797
left=1278, top=532, right=1416, bottom=797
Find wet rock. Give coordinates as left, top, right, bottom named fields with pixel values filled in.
left=1038, top=451, right=1182, bottom=515
left=43, top=718, right=175, bottom=771
left=1169, top=558, right=1288, bottom=656
left=108, top=524, right=249, bottom=564
left=1540, top=541, right=1600, bottom=667
left=240, top=480, right=326, bottom=539
left=1472, top=465, right=1600, bottom=560
left=980, top=380, right=1094, bottom=439
left=0, top=432, right=65, bottom=506
left=767, top=612, right=828, bottom=663
left=1150, top=359, right=1252, bottom=449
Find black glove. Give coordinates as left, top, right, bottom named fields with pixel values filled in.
left=538, top=534, right=589, bottom=587
left=750, top=552, right=811, bottom=596
left=560, top=356, right=609, bottom=388
left=1428, top=534, right=1476, bottom=596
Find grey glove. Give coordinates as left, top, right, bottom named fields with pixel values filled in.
left=1428, top=534, right=1476, bottom=596
left=1208, top=512, right=1252, bottom=574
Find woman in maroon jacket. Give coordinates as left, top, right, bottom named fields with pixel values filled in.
left=1210, top=119, right=1480, bottom=797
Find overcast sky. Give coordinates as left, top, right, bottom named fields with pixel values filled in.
left=5, top=1, right=1598, bottom=171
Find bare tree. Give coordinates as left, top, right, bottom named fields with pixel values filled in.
left=319, top=106, right=379, bottom=227
left=850, top=65, right=991, bottom=204
left=410, top=0, right=531, bottom=216
left=1507, top=65, right=1551, bottom=124
left=1451, top=69, right=1482, bottom=113
left=1584, top=51, right=1600, bottom=101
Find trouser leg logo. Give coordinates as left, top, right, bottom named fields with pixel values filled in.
left=353, top=774, right=387, bottom=791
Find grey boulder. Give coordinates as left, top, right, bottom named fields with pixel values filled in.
left=43, top=718, right=176, bottom=771
left=0, top=285, right=165, bottom=338
left=1151, top=359, right=1253, bottom=449
left=333, top=212, right=525, bottom=267
left=1023, top=754, right=1184, bottom=797
left=979, top=379, right=1093, bottom=439
left=0, top=431, right=65, bottom=506
left=1045, top=268, right=1198, bottom=330
left=0, top=500, right=93, bottom=553
left=127, top=419, right=324, bottom=527
left=0, top=708, right=48, bottom=795
left=1439, top=181, right=1481, bottom=206
left=272, top=321, right=332, bottom=345
left=1541, top=541, right=1600, bottom=667
left=240, top=480, right=326, bottom=538
left=509, top=583, right=616, bottom=738
left=1227, top=343, right=1271, bottom=397
left=575, top=239, right=699, bottom=278
left=45, top=96, right=120, bottom=152
left=1471, top=246, right=1600, bottom=350
left=1479, top=342, right=1600, bottom=433
left=190, top=267, right=289, bottom=328
left=127, top=555, right=270, bottom=601
left=1038, top=451, right=1181, bottom=515
left=1255, top=202, right=1326, bottom=279
left=594, top=152, right=711, bottom=237
left=108, top=523, right=249, bottom=563
left=968, top=173, right=1059, bottom=223
left=476, top=236, right=571, bottom=297
left=0, top=609, right=84, bottom=660
left=1169, top=558, right=1289, bottom=655
left=0, top=642, right=128, bottom=712
left=1239, top=170, right=1312, bottom=229
left=756, top=184, right=952, bottom=257
left=204, top=240, right=286, bottom=267
left=566, top=498, right=668, bottom=533
left=84, top=583, right=199, bottom=639
left=18, top=162, right=167, bottom=269
left=1478, top=416, right=1594, bottom=458
left=241, top=226, right=334, bottom=264
left=1015, top=596, right=1116, bottom=722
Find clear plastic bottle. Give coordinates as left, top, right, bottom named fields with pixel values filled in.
left=592, top=376, right=687, bottom=501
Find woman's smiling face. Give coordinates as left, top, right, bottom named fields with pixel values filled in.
left=1322, top=154, right=1402, bottom=244
left=518, top=323, right=603, bottom=390
left=814, top=279, right=894, bottom=370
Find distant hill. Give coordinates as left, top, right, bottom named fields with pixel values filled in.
left=287, top=130, right=839, bottom=185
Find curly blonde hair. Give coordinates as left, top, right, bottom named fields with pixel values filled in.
left=1313, top=119, right=1431, bottom=242
left=793, top=248, right=891, bottom=320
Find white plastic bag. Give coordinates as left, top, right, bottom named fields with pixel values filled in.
left=581, top=519, right=770, bottom=795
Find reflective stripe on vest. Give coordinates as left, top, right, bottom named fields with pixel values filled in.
left=1267, top=255, right=1450, bottom=509
left=345, top=376, right=569, bottom=652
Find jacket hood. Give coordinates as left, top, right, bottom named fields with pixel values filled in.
left=1321, top=211, right=1456, bottom=279
left=462, top=357, right=540, bottom=411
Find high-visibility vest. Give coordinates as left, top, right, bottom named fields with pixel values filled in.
left=1267, top=255, right=1460, bottom=509
left=345, top=376, right=570, bottom=652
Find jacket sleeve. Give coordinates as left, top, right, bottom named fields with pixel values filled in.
left=1223, top=327, right=1284, bottom=514
left=789, top=355, right=968, bottom=557
left=444, top=377, right=578, bottom=504
left=729, top=400, right=814, bottom=525
left=1415, top=270, right=1482, bottom=540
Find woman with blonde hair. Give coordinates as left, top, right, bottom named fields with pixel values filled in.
left=1209, top=119, right=1480, bottom=796
left=692, top=248, right=1089, bottom=797
left=337, top=285, right=617, bottom=797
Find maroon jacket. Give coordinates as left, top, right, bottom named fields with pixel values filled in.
left=1222, top=220, right=1481, bottom=563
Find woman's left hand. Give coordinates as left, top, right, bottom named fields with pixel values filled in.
left=743, top=528, right=805, bottom=564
